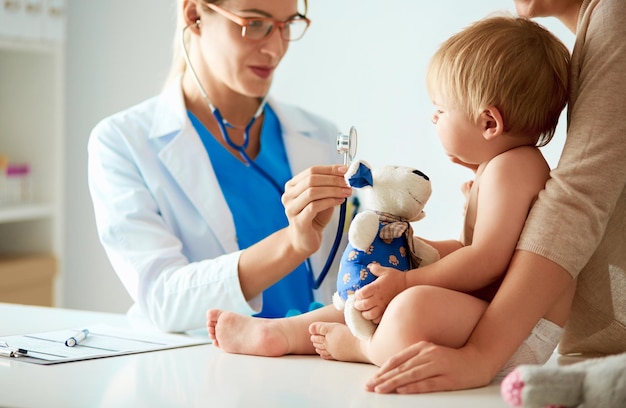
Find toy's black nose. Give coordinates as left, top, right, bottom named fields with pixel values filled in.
left=413, top=169, right=429, bottom=181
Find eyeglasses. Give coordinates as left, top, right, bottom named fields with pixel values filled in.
left=206, top=3, right=311, bottom=42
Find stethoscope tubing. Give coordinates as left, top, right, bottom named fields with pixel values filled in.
left=218, top=102, right=347, bottom=289
left=211, top=108, right=285, bottom=194
left=213, top=101, right=347, bottom=290
left=214, top=105, right=347, bottom=290
left=181, top=23, right=346, bottom=291
left=311, top=201, right=347, bottom=289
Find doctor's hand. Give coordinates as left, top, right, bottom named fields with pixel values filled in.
left=365, top=341, right=492, bottom=394
left=282, top=165, right=352, bottom=256
left=354, top=264, right=407, bottom=324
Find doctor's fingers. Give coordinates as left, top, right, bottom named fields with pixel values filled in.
left=288, top=164, right=348, bottom=182
left=284, top=195, right=346, bottom=227
left=283, top=179, right=351, bottom=206
left=286, top=204, right=335, bottom=255
left=282, top=183, right=352, bottom=213
left=285, top=165, right=349, bottom=192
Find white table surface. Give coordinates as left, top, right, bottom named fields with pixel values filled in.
left=0, top=303, right=516, bottom=408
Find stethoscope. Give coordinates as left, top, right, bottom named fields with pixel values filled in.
left=181, top=24, right=358, bottom=289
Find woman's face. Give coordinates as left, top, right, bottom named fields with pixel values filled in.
left=513, top=0, right=581, bottom=19
left=197, top=0, right=299, bottom=98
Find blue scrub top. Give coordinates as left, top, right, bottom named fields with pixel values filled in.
left=189, top=106, right=313, bottom=318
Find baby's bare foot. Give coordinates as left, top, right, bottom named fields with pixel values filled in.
left=309, top=322, right=370, bottom=364
left=206, top=309, right=289, bottom=357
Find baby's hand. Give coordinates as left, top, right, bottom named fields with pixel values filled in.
left=461, top=180, right=474, bottom=214
left=353, top=264, right=407, bottom=323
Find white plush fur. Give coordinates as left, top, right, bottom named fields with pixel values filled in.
left=334, top=160, right=440, bottom=340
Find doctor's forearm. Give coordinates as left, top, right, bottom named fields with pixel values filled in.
left=237, top=228, right=311, bottom=301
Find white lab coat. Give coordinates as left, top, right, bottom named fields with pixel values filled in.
left=88, top=77, right=344, bottom=332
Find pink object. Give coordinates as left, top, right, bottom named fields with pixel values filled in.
left=501, top=369, right=568, bottom=408
left=501, top=369, right=524, bottom=406
left=6, top=163, right=30, bottom=176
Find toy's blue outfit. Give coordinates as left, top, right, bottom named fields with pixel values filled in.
left=336, top=211, right=421, bottom=300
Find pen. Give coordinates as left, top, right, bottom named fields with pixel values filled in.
left=0, top=347, right=27, bottom=357
left=65, top=329, right=89, bottom=347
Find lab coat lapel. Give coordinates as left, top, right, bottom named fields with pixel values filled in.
left=152, top=79, right=238, bottom=253
left=271, top=100, right=331, bottom=176
left=149, top=88, right=332, bottom=255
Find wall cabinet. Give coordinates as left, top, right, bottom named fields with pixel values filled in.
left=0, top=0, right=66, bottom=306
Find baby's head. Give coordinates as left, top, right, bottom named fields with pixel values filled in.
left=426, top=14, right=569, bottom=146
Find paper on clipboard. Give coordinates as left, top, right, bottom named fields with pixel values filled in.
left=0, top=324, right=210, bottom=365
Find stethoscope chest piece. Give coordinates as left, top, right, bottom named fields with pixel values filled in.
left=337, top=126, right=358, bottom=166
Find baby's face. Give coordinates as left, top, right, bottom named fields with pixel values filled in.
left=430, top=98, right=483, bottom=166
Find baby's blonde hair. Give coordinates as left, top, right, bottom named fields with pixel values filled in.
left=426, top=14, right=570, bottom=146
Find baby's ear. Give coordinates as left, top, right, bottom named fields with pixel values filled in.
left=480, top=106, right=504, bottom=141
left=346, top=160, right=373, bottom=188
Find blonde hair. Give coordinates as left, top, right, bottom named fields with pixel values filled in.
left=426, top=14, right=570, bottom=146
left=165, top=0, right=308, bottom=87
left=164, top=0, right=189, bottom=87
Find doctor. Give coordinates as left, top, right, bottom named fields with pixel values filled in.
left=88, top=0, right=351, bottom=332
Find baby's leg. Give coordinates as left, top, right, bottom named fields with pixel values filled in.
left=207, top=305, right=344, bottom=356
left=309, top=286, right=488, bottom=366
left=309, top=322, right=370, bottom=363
left=366, top=285, right=489, bottom=366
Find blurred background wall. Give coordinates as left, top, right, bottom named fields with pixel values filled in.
left=64, top=0, right=574, bottom=312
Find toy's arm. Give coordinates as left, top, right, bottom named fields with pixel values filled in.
left=417, top=237, right=463, bottom=259
left=412, top=237, right=440, bottom=266
left=349, top=211, right=379, bottom=251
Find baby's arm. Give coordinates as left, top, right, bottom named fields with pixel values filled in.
left=357, top=147, right=551, bottom=320
left=404, top=147, right=550, bottom=292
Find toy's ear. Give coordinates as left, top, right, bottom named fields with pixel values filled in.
left=346, top=160, right=373, bottom=188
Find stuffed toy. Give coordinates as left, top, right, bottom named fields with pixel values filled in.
left=332, top=160, right=440, bottom=340
left=500, top=352, right=626, bottom=408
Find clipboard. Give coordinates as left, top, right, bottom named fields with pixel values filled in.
left=0, top=323, right=211, bottom=365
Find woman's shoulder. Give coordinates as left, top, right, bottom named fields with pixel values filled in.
left=89, top=85, right=191, bottom=154
left=269, top=99, right=338, bottom=135
left=91, top=96, right=161, bottom=137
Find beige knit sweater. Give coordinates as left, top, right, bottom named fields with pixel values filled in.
left=517, top=0, right=626, bottom=355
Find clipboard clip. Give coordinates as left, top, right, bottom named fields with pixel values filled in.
left=0, top=341, right=28, bottom=358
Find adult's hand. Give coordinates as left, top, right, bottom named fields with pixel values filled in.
left=365, top=341, right=493, bottom=394
left=282, top=165, right=351, bottom=256
left=353, top=263, right=407, bottom=323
